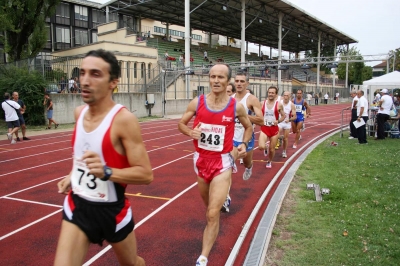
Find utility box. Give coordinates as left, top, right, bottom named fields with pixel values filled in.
left=147, top=94, right=155, bottom=104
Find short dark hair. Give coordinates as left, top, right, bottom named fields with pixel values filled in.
left=4, top=92, right=10, bottom=99
left=235, top=72, right=249, bottom=82
left=45, top=92, right=50, bottom=96
left=228, top=82, right=236, bottom=93
left=268, top=86, right=278, bottom=94
left=209, top=63, right=232, bottom=80
left=84, top=49, right=120, bottom=81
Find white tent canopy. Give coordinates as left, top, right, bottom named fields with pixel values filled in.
left=363, top=71, right=400, bottom=104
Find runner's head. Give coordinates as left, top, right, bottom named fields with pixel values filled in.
left=80, top=49, right=120, bottom=104
left=12, top=92, right=19, bottom=101
left=234, top=73, right=249, bottom=93
left=209, top=64, right=231, bottom=94
left=267, top=86, right=278, bottom=100
left=282, top=91, right=291, bottom=103
left=226, top=82, right=236, bottom=96
left=296, top=89, right=303, bottom=100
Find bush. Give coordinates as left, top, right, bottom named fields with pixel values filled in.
left=0, top=65, right=47, bottom=125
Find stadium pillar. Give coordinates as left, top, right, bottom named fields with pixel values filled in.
left=209, top=32, right=212, bottom=47
left=106, top=6, right=109, bottom=23
left=333, top=39, right=337, bottom=88
left=345, top=44, right=349, bottom=88
left=185, top=0, right=190, bottom=98
left=278, top=12, right=283, bottom=88
left=317, top=31, right=321, bottom=93
left=259, top=44, right=261, bottom=57
left=166, top=23, right=169, bottom=40
left=241, top=0, right=245, bottom=63
left=387, top=58, right=390, bottom=73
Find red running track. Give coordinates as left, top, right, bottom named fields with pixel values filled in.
left=0, top=103, right=350, bottom=265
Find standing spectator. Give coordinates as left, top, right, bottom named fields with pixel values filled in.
left=335, top=92, right=340, bottom=104
left=348, top=90, right=358, bottom=139
left=68, top=77, right=75, bottom=93
left=179, top=54, right=183, bottom=68
left=314, top=92, right=319, bottom=105
left=306, top=93, right=312, bottom=105
left=373, top=90, right=381, bottom=105
left=74, top=77, right=80, bottom=93
left=203, top=50, right=208, bottom=61
left=12, top=91, right=30, bottom=141
left=43, top=92, right=59, bottom=129
left=2, top=92, right=21, bottom=144
left=59, top=77, right=67, bottom=93
left=356, top=90, right=368, bottom=144
left=324, top=92, right=329, bottom=104
left=147, top=31, right=150, bottom=38
left=375, top=88, right=393, bottom=140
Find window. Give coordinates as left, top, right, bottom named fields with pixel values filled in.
left=56, top=27, right=70, bottom=43
left=75, top=6, right=88, bottom=21
left=75, top=29, right=88, bottom=45
left=92, top=31, right=98, bottom=43
left=92, top=9, right=106, bottom=27
left=55, top=2, right=70, bottom=24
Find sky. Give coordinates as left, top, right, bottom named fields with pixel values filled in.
left=90, top=0, right=399, bottom=63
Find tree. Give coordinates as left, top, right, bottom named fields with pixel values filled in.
left=387, top=48, right=400, bottom=72
left=0, top=0, right=60, bottom=62
left=336, top=47, right=367, bottom=85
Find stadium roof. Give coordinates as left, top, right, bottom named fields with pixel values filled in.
left=96, top=0, right=358, bottom=53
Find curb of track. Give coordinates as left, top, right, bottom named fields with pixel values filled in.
left=225, top=127, right=342, bottom=266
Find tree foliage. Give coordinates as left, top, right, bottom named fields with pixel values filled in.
left=387, top=48, right=400, bottom=72
left=335, top=47, right=369, bottom=85
left=0, top=65, right=47, bottom=125
left=0, top=0, right=60, bottom=61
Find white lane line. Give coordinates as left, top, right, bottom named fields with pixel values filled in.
left=0, top=209, right=62, bottom=241
left=0, top=176, right=65, bottom=198
left=0, top=148, right=70, bottom=164
left=2, top=196, right=62, bottom=208
left=0, top=139, right=70, bottom=154
left=0, top=158, right=71, bottom=177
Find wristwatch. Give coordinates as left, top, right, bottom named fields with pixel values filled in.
left=242, top=142, right=249, bottom=149
left=101, top=166, right=112, bottom=181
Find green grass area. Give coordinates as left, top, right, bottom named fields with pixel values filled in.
left=267, top=134, right=400, bottom=266
left=0, top=115, right=162, bottom=135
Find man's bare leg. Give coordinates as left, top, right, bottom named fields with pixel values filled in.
left=111, top=230, right=145, bottom=266
left=197, top=170, right=231, bottom=259
left=54, top=221, right=90, bottom=266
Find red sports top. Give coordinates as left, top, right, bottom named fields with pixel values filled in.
left=193, top=94, right=236, bottom=155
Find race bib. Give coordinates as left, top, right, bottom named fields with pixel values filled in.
left=264, top=115, right=274, bottom=126
left=198, top=123, right=225, bottom=152
left=71, top=157, right=108, bottom=201
left=295, top=104, right=302, bottom=113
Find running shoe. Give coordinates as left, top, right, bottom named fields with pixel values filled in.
left=16, top=137, right=21, bottom=141
left=239, top=158, right=243, bottom=164
left=55, top=124, right=59, bottom=129
left=196, top=256, right=208, bottom=266
left=275, top=142, right=280, bottom=150
left=264, top=141, right=270, bottom=156
left=301, top=123, right=306, bottom=131
left=6, top=133, right=12, bottom=140
left=23, top=137, right=30, bottom=140
left=282, top=151, right=287, bottom=158
left=293, top=144, right=297, bottom=149
left=221, top=195, right=231, bottom=213
left=299, top=135, right=302, bottom=140
left=265, top=161, right=272, bottom=168
left=243, top=166, right=252, bottom=180
left=11, top=139, right=16, bottom=144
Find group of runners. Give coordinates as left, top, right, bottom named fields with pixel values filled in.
left=51, top=50, right=311, bottom=266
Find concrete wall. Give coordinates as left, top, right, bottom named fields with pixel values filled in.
left=48, top=93, right=190, bottom=124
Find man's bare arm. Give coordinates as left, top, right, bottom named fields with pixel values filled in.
left=248, top=95, right=264, bottom=126
left=178, top=97, right=199, bottom=138
left=236, top=103, right=252, bottom=143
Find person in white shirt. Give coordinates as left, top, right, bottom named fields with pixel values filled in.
left=375, top=88, right=394, bottom=140
left=203, top=50, right=208, bottom=61
left=335, top=92, right=340, bottom=104
left=324, top=93, right=329, bottom=104
left=1, top=92, right=21, bottom=144
left=306, top=93, right=312, bottom=105
left=355, top=90, right=369, bottom=144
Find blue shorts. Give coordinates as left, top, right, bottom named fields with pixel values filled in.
left=233, top=133, right=255, bottom=152
left=47, top=110, right=53, bottom=119
left=293, top=114, right=304, bottom=124
left=18, top=115, right=25, bottom=125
